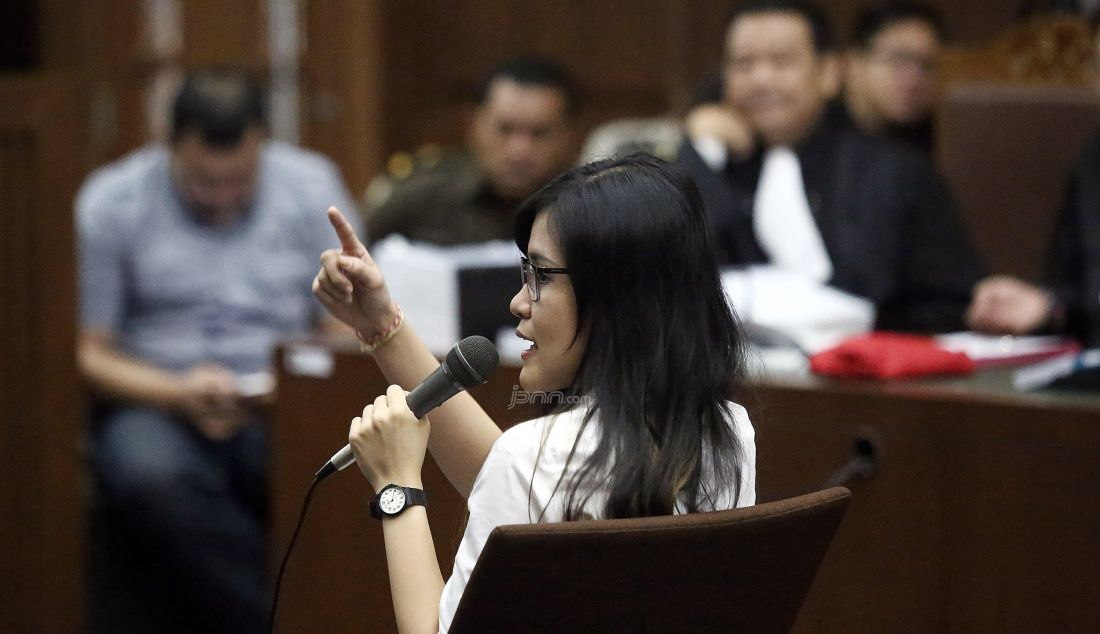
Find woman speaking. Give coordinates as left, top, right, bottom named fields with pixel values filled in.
left=313, top=154, right=756, bottom=633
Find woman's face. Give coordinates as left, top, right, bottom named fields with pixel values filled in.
left=510, top=212, right=585, bottom=393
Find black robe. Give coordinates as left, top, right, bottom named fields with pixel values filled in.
left=1047, top=129, right=1100, bottom=346
left=678, top=109, right=985, bottom=333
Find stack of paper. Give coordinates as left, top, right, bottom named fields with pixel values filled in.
left=1013, top=349, right=1100, bottom=391
left=935, top=332, right=1080, bottom=367
left=722, top=265, right=876, bottom=354
left=372, top=236, right=521, bottom=355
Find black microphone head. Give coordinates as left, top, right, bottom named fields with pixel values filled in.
left=445, top=335, right=500, bottom=387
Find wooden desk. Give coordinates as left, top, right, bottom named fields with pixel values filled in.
left=752, top=370, right=1100, bottom=633
left=272, top=344, right=1100, bottom=633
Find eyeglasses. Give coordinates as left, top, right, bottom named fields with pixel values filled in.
left=520, top=256, right=569, bottom=302
left=870, top=50, right=938, bottom=75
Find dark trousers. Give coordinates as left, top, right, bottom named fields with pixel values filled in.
left=89, top=406, right=270, bottom=633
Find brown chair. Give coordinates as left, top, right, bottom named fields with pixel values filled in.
left=448, top=486, right=852, bottom=634
left=937, top=83, right=1100, bottom=281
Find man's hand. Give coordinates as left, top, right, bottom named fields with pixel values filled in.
left=177, top=364, right=246, bottom=441
left=313, top=206, right=400, bottom=336
left=684, top=104, right=755, bottom=160
left=967, top=275, right=1054, bottom=335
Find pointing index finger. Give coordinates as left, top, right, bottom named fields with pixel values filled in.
left=327, top=206, right=366, bottom=257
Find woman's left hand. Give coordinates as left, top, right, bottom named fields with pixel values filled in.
left=349, top=384, right=430, bottom=492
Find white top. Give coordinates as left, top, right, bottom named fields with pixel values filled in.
left=437, top=403, right=756, bottom=632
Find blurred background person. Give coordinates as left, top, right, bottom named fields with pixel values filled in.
left=78, top=67, right=357, bottom=633
left=967, top=18, right=1100, bottom=345
left=677, top=0, right=985, bottom=335
left=7, top=2, right=1100, bottom=632
left=364, top=55, right=579, bottom=246
left=844, top=1, right=948, bottom=154
left=680, top=71, right=758, bottom=166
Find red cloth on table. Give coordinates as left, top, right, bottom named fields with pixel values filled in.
left=810, top=332, right=975, bottom=379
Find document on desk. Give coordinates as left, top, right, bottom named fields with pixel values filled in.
left=934, top=332, right=1080, bottom=367
left=372, top=236, right=521, bottom=355
left=721, top=265, right=875, bottom=354
left=236, top=371, right=275, bottom=398
left=1012, top=348, right=1100, bottom=391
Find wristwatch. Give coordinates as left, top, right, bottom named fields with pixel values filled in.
left=369, top=484, right=427, bottom=520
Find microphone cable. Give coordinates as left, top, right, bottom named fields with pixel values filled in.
left=267, top=336, right=498, bottom=631
left=267, top=475, right=322, bottom=634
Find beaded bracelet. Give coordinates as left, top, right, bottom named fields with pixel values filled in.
left=356, top=304, right=404, bottom=354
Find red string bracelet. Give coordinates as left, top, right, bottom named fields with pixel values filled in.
left=356, top=304, right=404, bottom=354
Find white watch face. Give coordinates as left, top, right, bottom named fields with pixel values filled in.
left=379, top=487, right=406, bottom=514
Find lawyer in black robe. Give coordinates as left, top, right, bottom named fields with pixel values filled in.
left=678, top=111, right=986, bottom=333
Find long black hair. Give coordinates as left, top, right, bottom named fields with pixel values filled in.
left=514, top=154, right=749, bottom=519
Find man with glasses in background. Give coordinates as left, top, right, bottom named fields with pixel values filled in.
left=677, top=0, right=985, bottom=334
left=843, top=1, right=947, bottom=155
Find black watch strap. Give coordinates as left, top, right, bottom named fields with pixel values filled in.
left=369, top=485, right=428, bottom=520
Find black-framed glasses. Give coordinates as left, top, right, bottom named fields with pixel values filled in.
left=869, top=50, right=938, bottom=75
left=520, top=256, right=569, bottom=302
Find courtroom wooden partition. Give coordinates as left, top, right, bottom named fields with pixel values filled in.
left=0, top=75, right=85, bottom=633
left=755, top=374, right=1100, bottom=632
left=274, top=347, right=1100, bottom=633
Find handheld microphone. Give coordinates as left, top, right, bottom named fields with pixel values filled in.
left=314, top=335, right=500, bottom=481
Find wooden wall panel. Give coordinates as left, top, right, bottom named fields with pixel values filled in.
left=375, top=1, right=678, bottom=158
left=0, top=75, right=86, bottom=634
left=181, top=0, right=266, bottom=69
left=302, top=0, right=386, bottom=197
left=937, top=85, right=1100, bottom=280
left=38, top=0, right=148, bottom=167
left=0, top=118, right=36, bottom=634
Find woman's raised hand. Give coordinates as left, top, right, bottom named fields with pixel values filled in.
left=313, top=206, right=399, bottom=336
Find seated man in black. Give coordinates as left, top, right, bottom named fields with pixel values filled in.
left=967, top=129, right=1100, bottom=346
left=966, top=17, right=1100, bottom=346
left=678, top=0, right=985, bottom=333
